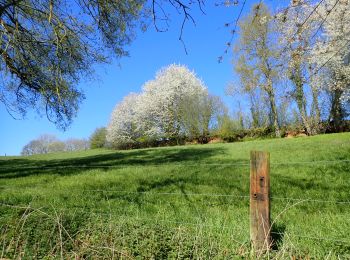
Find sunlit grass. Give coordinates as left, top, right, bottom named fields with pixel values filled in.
left=1, top=133, right=350, bottom=258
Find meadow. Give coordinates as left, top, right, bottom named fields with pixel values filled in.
left=1, top=133, right=350, bottom=259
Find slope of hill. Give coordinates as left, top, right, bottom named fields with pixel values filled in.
left=1, top=133, right=350, bottom=258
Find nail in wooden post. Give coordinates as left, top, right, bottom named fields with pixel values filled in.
left=250, top=151, right=270, bottom=252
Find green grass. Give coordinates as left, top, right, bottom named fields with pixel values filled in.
left=1, top=133, right=350, bottom=258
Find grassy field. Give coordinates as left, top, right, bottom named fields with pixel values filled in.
left=1, top=133, right=350, bottom=259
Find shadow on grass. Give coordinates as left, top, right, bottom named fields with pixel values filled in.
left=269, top=147, right=350, bottom=203
left=271, top=223, right=286, bottom=251
left=0, top=146, right=247, bottom=180
left=272, top=161, right=350, bottom=202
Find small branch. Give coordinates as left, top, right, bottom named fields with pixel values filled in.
left=218, top=0, right=247, bottom=62
left=152, top=0, right=169, bottom=32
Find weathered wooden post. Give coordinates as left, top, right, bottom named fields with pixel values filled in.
left=250, top=151, right=271, bottom=252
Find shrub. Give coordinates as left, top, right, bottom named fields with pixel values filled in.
left=246, top=126, right=275, bottom=139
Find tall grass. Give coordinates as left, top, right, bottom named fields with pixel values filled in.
left=1, top=133, right=350, bottom=258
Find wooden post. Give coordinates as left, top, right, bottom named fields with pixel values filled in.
left=250, top=151, right=271, bottom=252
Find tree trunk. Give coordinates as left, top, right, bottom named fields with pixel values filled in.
left=249, top=93, right=261, bottom=128
left=329, top=88, right=345, bottom=132
left=266, top=84, right=280, bottom=137
left=310, top=86, right=321, bottom=135
left=292, top=72, right=312, bottom=135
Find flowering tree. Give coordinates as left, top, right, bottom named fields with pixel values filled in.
left=310, top=0, right=350, bottom=129
left=106, top=64, right=216, bottom=148
left=106, top=93, right=144, bottom=148
left=277, top=0, right=322, bottom=135
left=141, top=64, right=209, bottom=141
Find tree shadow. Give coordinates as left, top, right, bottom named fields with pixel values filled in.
left=0, top=146, right=247, bottom=180
left=272, top=162, right=350, bottom=202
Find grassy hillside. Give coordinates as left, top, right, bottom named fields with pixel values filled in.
left=1, top=133, right=350, bottom=258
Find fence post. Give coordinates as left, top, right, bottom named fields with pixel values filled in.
left=250, top=151, right=271, bottom=253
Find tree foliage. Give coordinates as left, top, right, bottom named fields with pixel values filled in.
left=106, top=93, right=143, bottom=149
left=89, top=127, right=107, bottom=149
left=21, top=134, right=58, bottom=155
left=65, top=138, right=90, bottom=151
left=0, top=0, right=147, bottom=128
left=0, top=0, right=205, bottom=129
left=310, top=0, right=350, bottom=128
left=276, top=0, right=321, bottom=135
left=106, top=64, right=220, bottom=148
left=141, top=64, right=210, bottom=139
left=229, top=0, right=350, bottom=135
left=21, top=134, right=89, bottom=155
left=234, top=3, right=281, bottom=137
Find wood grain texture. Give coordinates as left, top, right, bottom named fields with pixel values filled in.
left=250, top=151, right=271, bottom=252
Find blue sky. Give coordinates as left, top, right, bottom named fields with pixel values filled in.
left=0, top=0, right=285, bottom=155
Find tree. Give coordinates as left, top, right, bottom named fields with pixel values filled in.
left=106, top=64, right=216, bottom=148
left=215, top=113, right=243, bottom=142
left=65, top=138, right=90, bottom=151
left=141, top=64, right=209, bottom=142
left=180, top=94, right=223, bottom=141
left=0, top=0, right=146, bottom=129
left=277, top=0, right=321, bottom=135
left=106, top=93, right=143, bottom=149
left=0, top=0, right=204, bottom=129
left=90, top=127, right=107, bottom=149
left=21, top=134, right=59, bottom=155
left=21, top=140, right=45, bottom=155
left=226, top=83, right=269, bottom=129
left=48, top=141, right=66, bottom=153
left=21, top=134, right=89, bottom=155
left=310, top=0, right=350, bottom=130
left=234, top=3, right=281, bottom=137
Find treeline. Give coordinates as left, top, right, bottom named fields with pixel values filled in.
left=106, top=0, right=350, bottom=149
left=21, top=1, right=350, bottom=153
left=21, top=135, right=89, bottom=156
left=228, top=1, right=349, bottom=136
left=20, top=128, right=108, bottom=156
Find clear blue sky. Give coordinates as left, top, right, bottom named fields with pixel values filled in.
left=0, top=0, right=284, bottom=156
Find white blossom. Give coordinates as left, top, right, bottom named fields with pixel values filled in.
left=141, top=64, right=208, bottom=139
left=310, top=0, right=350, bottom=102
left=106, top=64, right=215, bottom=148
left=106, top=93, right=143, bottom=148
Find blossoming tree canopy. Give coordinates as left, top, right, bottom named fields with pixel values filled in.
left=309, top=0, right=350, bottom=127
left=106, top=64, right=217, bottom=148
left=106, top=93, right=143, bottom=148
